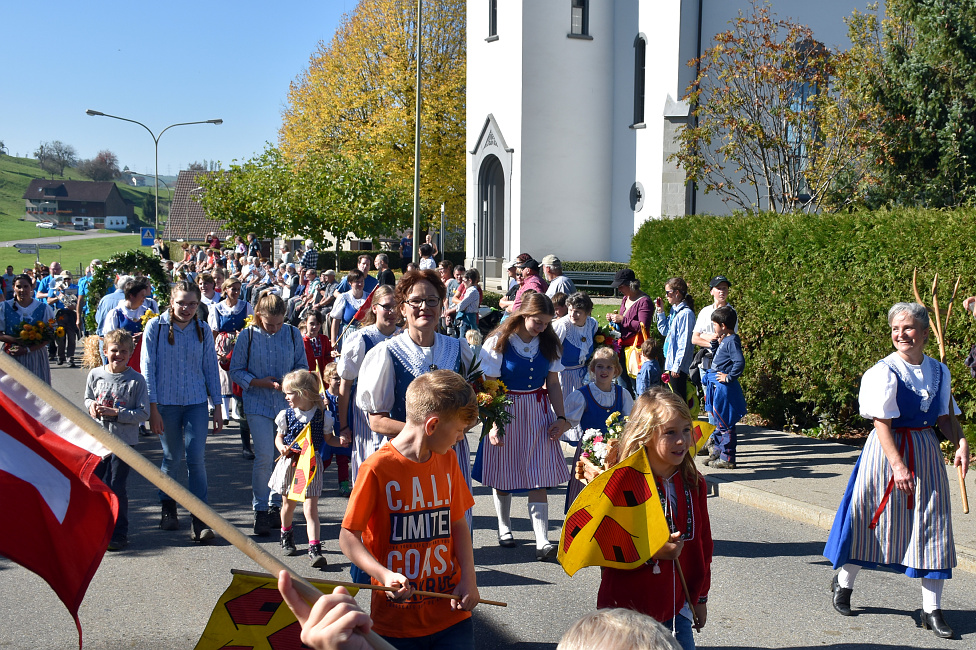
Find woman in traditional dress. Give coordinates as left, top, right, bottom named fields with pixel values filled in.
left=103, top=277, right=153, bottom=372
left=208, top=277, right=253, bottom=432
left=824, top=302, right=969, bottom=639
left=336, top=284, right=401, bottom=486
left=478, top=291, right=571, bottom=561
left=0, top=275, right=54, bottom=383
left=552, top=291, right=599, bottom=398
left=329, top=269, right=367, bottom=354
left=357, top=270, right=476, bottom=530
left=606, top=268, right=653, bottom=396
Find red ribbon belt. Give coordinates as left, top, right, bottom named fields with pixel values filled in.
left=869, top=427, right=920, bottom=529
left=509, top=387, right=549, bottom=403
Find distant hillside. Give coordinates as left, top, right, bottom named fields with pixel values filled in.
left=0, top=155, right=161, bottom=239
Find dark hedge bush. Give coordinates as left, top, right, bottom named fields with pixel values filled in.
left=631, top=208, right=976, bottom=428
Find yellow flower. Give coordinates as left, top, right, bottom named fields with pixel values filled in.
left=595, top=334, right=605, bottom=344
left=606, top=411, right=621, bottom=427
left=244, top=315, right=254, bottom=329
left=477, top=392, right=493, bottom=407
left=56, top=327, right=65, bottom=337
left=496, top=379, right=508, bottom=393
left=483, top=379, right=501, bottom=395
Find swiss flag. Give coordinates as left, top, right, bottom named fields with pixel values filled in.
left=0, top=381, right=118, bottom=642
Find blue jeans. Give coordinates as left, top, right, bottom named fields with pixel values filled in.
left=249, top=413, right=281, bottom=511
left=157, top=402, right=210, bottom=504
left=95, top=454, right=130, bottom=538
left=380, top=617, right=474, bottom=650
left=714, top=424, right=737, bottom=462
left=663, top=614, right=695, bottom=650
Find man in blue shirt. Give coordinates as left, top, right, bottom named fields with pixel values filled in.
left=333, top=255, right=378, bottom=298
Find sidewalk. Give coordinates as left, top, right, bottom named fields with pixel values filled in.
left=699, top=426, right=976, bottom=574
left=0, top=230, right=133, bottom=247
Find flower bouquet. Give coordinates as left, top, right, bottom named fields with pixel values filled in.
left=139, top=309, right=158, bottom=329
left=3, top=319, right=59, bottom=354
left=463, top=357, right=514, bottom=440
left=594, top=324, right=620, bottom=352
left=575, top=411, right=627, bottom=484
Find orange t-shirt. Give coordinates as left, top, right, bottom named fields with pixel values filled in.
left=342, top=443, right=475, bottom=638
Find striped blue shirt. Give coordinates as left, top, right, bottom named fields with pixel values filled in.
left=228, top=324, right=309, bottom=419
left=141, top=310, right=221, bottom=406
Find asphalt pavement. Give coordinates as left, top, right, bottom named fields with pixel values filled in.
left=2, top=362, right=975, bottom=648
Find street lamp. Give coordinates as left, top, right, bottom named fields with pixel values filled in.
left=85, top=109, right=222, bottom=236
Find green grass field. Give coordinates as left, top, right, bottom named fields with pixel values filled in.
left=0, top=154, right=159, bottom=240
left=0, top=235, right=145, bottom=276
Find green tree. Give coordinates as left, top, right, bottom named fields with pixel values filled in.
left=77, top=150, right=121, bottom=181
left=674, top=0, right=876, bottom=213
left=280, top=0, right=466, bottom=234
left=34, top=140, right=77, bottom=177
left=850, top=1, right=976, bottom=207
left=143, top=193, right=156, bottom=225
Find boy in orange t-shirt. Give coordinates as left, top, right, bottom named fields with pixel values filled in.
left=340, top=370, right=480, bottom=647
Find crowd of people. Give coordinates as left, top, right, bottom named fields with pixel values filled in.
left=3, top=237, right=971, bottom=647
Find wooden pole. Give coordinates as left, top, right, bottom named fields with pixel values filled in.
left=674, top=560, right=702, bottom=630
left=0, top=353, right=395, bottom=650
left=959, top=465, right=970, bottom=515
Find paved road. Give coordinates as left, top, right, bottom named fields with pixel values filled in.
left=2, top=362, right=976, bottom=648
left=0, top=230, right=135, bottom=247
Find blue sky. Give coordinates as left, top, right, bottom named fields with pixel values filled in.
left=0, top=1, right=353, bottom=176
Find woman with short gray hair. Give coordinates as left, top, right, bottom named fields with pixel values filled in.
left=824, top=301, right=969, bottom=639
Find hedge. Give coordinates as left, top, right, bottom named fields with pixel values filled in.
left=631, top=208, right=976, bottom=429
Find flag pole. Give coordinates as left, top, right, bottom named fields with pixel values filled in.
left=674, top=561, right=702, bottom=630
left=334, top=285, right=377, bottom=347
left=0, top=353, right=395, bottom=650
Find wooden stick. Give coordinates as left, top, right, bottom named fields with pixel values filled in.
left=230, top=569, right=507, bottom=607
left=959, top=465, right=970, bottom=515
left=944, top=276, right=962, bottom=336
left=913, top=267, right=925, bottom=306
left=674, top=560, right=702, bottom=630
left=0, top=354, right=396, bottom=650
left=931, top=273, right=946, bottom=362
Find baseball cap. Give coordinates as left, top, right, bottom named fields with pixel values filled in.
left=541, top=254, right=561, bottom=267
left=610, top=268, right=637, bottom=288
left=709, top=276, right=732, bottom=288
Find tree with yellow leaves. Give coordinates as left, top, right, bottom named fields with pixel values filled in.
left=280, top=0, right=465, bottom=236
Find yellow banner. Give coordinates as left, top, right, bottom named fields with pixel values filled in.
left=691, top=419, right=715, bottom=455
left=558, top=447, right=671, bottom=577
left=194, top=570, right=358, bottom=650
left=286, top=423, right=316, bottom=503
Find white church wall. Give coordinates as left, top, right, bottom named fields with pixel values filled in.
left=517, top=0, right=614, bottom=262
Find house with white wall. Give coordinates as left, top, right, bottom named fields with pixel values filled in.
left=465, top=0, right=879, bottom=282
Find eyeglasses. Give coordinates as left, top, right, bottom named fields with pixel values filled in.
left=174, top=301, right=199, bottom=309
left=405, top=297, right=440, bottom=309
left=377, top=302, right=397, bottom=312
left=665, top=290, right=680, bottom=296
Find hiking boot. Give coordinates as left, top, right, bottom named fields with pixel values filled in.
left=253, top=510, right=271, bottom=536
left=159, top=500, right=179, bottom=531
left=280, top=528, right=298, bottom=556
left=268, top=505, right=281, bottom=528
left=709, top=459, right=737, bottom=469
left=191, top=516, right=215, bottom=543
left=339, top=480, right=352, bottom=497
left=309, top=542, right=328, bottom=568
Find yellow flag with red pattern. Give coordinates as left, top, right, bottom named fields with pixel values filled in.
left=286, top=423, right=316, bottom=503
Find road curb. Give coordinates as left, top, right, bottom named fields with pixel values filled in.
left=704, top=473, right=976, bottom=575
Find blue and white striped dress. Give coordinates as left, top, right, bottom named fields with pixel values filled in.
left=824, top=353, right=958, bottom=578
left=552, top=314, right=598, bottom=399
left=478, top=334, right=570, bottom=491
left=337, top=325, right=399, bottom=484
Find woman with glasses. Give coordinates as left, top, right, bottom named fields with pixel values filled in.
left=336, top=285, right=401, bottom=487
left=606, top=268, right=654, bottom=396
left=141, top=281, right=222, bottom=542
left=357, top=270, right=477, bottom=529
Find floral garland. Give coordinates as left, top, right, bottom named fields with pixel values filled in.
left=84, top=249, right=171, bottom=332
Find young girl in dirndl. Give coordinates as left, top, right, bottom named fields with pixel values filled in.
left=552, top=291, right=599, bottom=399
left=477, top=292, right=572, bottom=561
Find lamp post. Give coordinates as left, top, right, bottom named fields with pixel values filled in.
left=85, top=110, right=222, bottom=236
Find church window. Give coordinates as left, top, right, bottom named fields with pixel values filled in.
left=570, top=0, right=589, bottom=37
left=488, top=0, right=498, bottom=39
left=634, top=35, right=646, bottom=125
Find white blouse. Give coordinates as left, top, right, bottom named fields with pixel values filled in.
left=330, top=291, right=366, bottom=321
left=564, top=383, right=635, bottom=442
left=552, top=315, right=599, bottom=367
left=858, top=352, right=958, bottom=421
left=357, top=332, right=475, bottom=415
left=207, top=300, right=254, bottom=332
left=336, top=326, right=399, bottom=381
left=479, top=334, right=565, bottom=378
left=275, top=405, right=334, bottom=439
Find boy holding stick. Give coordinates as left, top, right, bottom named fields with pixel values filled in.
left=339, top=370, right=480, bottom=648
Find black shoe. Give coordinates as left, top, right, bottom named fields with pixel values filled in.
left=309, top=542, right=328, bottom=568
left=242, top=447, right=255, bottom=460
left=139, top=425, right=153, bottom=437
left=709, top=459, right=737, bottom=469
left=498, top=532, right=516, bottom=548
left=918, top=609, right=954, bottom=639
left=536, top=542, right=558, bottom=561
left=159, top=500, right=179, bottom=531
left=280, top=529, right=298, bottom=556
left=69, top=360, right=76, bottom=368
left=830, top=575, right=853, bottom=616
left=253, top=510, right=270, bottom=536
left=268, top=505, right=281, bottom=528
left=191, top=516, right=215, bottom=543
left=107, top=536, right=128, bottom=551
left=57, top=358, right=64, bottom=365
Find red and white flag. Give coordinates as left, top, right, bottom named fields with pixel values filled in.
left=0, top=369, right=117, bottom=642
